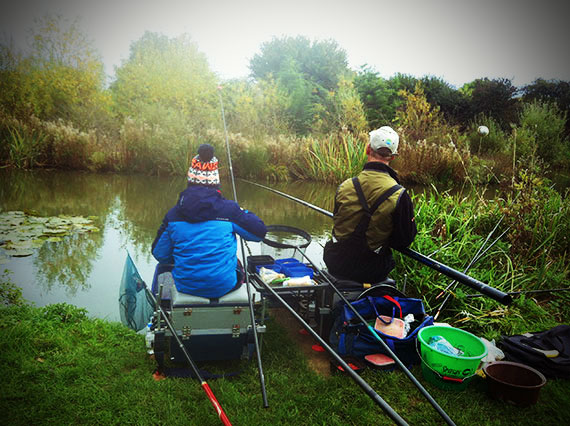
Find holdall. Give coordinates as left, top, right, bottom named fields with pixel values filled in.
left=499, top=325, right=570, bottom=379
left=329, top=295, right=434, bottom=366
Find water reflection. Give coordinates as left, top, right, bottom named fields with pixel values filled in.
left=34, top=232, right=103, bottom=295
left=0, top=170, right=337, bottom=321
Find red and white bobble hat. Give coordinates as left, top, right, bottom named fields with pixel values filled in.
left=187, top=144, right=220, bottom=186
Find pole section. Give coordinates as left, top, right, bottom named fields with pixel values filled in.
left=218, top=88, right=269, bottom=408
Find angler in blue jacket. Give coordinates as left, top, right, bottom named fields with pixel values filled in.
left=152, top=144, right=267, bottom=298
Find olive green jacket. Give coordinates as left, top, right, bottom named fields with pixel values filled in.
left=332, top=162, right=417, bottom=250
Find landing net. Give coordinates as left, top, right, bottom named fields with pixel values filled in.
left=119, top=252, right=154, bottom=332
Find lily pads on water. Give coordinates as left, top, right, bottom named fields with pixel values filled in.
left=0, top=211, right=99, bottom=258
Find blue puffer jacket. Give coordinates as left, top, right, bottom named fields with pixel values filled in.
left=151, top=185, right=267, bottom=298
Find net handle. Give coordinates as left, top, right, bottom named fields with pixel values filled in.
left=262, top=225, right=312, bottom=249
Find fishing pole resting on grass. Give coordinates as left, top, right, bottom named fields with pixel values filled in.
left=242, top=179, right=511, bottom=306
left=146, top=286, right=232, bottom=426
left=261, top=225, right=454, bottom=425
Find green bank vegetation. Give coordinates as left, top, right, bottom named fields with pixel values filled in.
left=1, top=286, right=569, bottom=425
left=1, top=159, right=569, bottom=425
left=1, top=15, right=569, bottom=186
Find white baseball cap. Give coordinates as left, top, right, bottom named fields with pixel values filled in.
left=369, top=126, right=399, bottom=155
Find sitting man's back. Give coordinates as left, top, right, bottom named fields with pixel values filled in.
left=152, top=144, right=266, bottom=298
left=324, top=126, right=416, bottom=283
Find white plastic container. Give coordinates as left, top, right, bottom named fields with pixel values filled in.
left=144, top=323, right=154, bottom=351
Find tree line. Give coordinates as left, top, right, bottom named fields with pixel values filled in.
left=1, top=16, right=568, bottom=180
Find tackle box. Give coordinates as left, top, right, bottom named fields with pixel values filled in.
left=247, top=255, right=275, bottom=274
left=152, top=266, right=265, bottom=363
left=276, top=258, right=314, bottom=278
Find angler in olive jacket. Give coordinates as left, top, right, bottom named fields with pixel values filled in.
left=324, top=126, right=417, bottom=283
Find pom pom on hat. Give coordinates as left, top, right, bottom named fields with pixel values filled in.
left=197, top=144, right=214, bottom=162
left=187, top=144, right=220, bottom=186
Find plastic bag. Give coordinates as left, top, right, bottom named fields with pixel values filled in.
left=259, top=267, right=286, bottom=285
left=428, top=335, right=464, bottom=356
left=480, top=337, right=505, bottom=363
left=282, top=276, right=313, bottom=286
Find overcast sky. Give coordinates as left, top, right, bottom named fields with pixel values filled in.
left=2, top=0, right=569, bottom=88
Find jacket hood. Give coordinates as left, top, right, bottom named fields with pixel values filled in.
left=176, top=185, right=223, bottom=222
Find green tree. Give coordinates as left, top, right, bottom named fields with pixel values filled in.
left=0, top=15, right=110, bottom=128
left=221, top=78, right=291, bottom=137
left=388, top=73, right=419, bottom=95
left=521, top=79, right=570, bottom=136
left=461, top=78, right=520, bottom=130
left=314, top=77, right=368, bottom=134
left=111, top=32, right=217, bottom=125
left=110, top=32, right=219, bottom=173
left=249, top=36, right=350, bottom=134
left=420, top=75, right=468, bottom=125
left=517, top=101, right=569, bottom=166
left=250, top=36, right=348, bottom=91
left=353, top=66, right=399, bottom=128
left=396, top=82, right=445, bottom=143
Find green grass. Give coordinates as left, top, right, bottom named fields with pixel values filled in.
left=1, top=302, right=569, bottom=426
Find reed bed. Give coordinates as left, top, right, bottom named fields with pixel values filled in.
left=394, top=177, right=569, bottom=338
left=292, top=132, right=368, bottom=183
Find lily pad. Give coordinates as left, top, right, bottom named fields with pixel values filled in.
left=3, top=248, right=35, bottom=257
left=42, top=228, right=69, bottom=236
left=0, top=211, right=99, bottom=258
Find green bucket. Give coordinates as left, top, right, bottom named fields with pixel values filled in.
left=418, top=325, right=487, bottom=391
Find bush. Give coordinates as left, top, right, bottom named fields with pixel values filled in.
left=394, top=83, right=469, bottom=184
left=466, top=115, right=507, bottom=155
left=396, top=137, right=467, bottom=185
left=293, top=132, right=367, bottom=183
left=500, top=167, right=570, bottom=261
left=0, top=271, right=24, bottom=306
left=516, top=101, right=569, bottom=166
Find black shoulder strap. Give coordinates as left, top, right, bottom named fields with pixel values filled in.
left=370, top=184, right=402, bottom=215
left=352, top=178, right=402, bottom=216
left=352, top=177, right=370, bottom=214
left=351, top=178, right=403, bottom=239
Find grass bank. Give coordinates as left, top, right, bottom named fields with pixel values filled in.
left=1, top=301, right=569, bottom=426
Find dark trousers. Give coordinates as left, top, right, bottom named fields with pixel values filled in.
left=323, top=239, right=395, bottom=284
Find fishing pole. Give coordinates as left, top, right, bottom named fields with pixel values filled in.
left=242, top=179, right=512, bottom=305
left=255, top=273, right=409, bottom=425
left=434, top=228, right=509, bottom=320
left=218, top=87, right=268, bottom=408
left=435, top=216, right=504, bottom=300
left=466, top=288, right=570, bottom=298
left=141, top=274, right=232, bottom=425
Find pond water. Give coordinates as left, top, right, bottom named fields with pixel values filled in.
left=0, top=169, right=338, bottom=322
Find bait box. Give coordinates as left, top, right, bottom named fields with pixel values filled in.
left=154, top=268, right=265, bottom=363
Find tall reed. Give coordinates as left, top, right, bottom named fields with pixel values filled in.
left=293, top=132, right=367, bottom=183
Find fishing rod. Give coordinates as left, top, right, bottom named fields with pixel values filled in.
left=435, top=216, right=504, bottom=300
left=242, top=179, right=512, bottom=306
left=218, top=88, right=268, bottom=408
left=259, top=226, right=453, bottom=425
left=434, top=227, right=509, bottom=320
left=466, top=288, right=570, bottom=298
left=255, top=273, right=409, bottom=425
left=137, top=268, right=232, bottom=425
